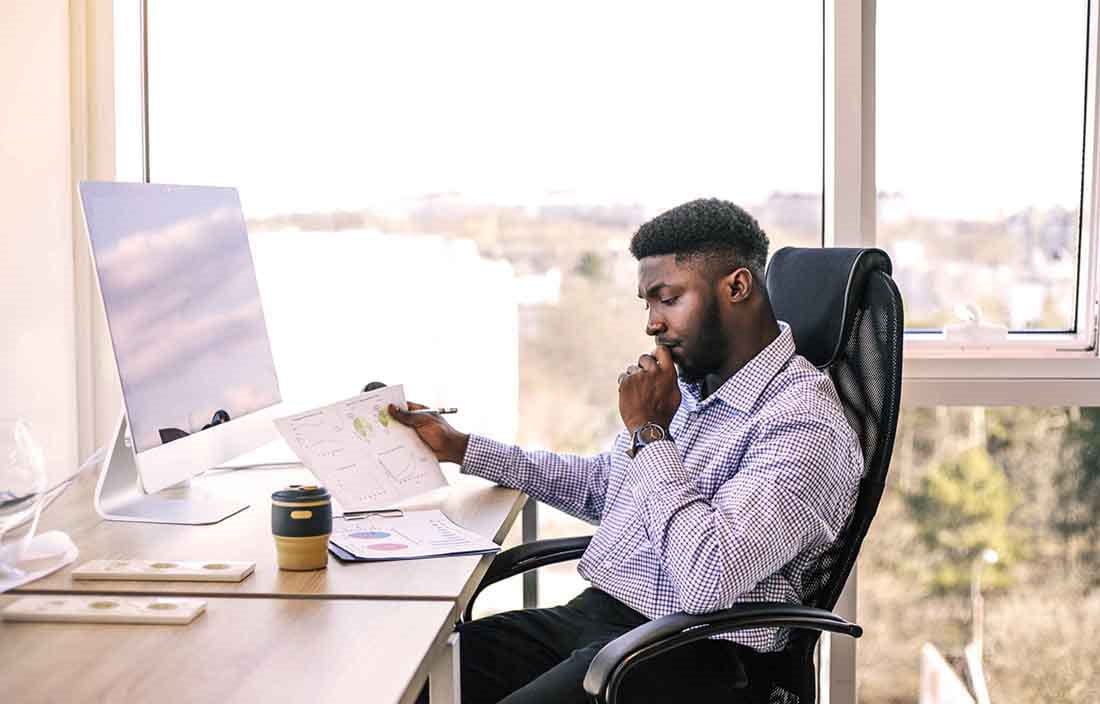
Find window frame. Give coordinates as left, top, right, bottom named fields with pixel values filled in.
left=897, top=0, right=1100, bottom=361
left=828, top=0, right=1100, bottom=409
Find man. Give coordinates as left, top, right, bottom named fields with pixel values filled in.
left=392, top=198, right=864, bottom=703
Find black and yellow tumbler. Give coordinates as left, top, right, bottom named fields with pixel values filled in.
left=271, top=485, right=332, bottom=570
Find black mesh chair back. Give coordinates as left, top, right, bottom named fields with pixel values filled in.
left=756, top=246, right=904, bottom=702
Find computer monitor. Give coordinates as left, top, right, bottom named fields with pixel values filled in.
left=80, top=181, right=284, bottom=524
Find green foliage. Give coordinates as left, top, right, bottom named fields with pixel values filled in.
left=1056, top=408, right=1100, bottom=573
left=904, top=446, right=1018, bottom=594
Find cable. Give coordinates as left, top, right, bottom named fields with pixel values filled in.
left=205, top=461, right=303, bottom=473
left=4, top=445, right=107, bottom=534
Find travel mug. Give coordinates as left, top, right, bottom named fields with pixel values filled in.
left=271, top=485, right=332, bottom=570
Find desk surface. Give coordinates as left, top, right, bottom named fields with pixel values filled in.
left=1, top=595, right=454, bottom=704
left=17, top=465, right=524, bottom=603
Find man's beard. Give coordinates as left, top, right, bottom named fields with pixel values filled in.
left=676, top=296, right=728, bottom=384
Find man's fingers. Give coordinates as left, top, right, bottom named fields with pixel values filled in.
left=389, top=403, right=427, bottom=426
left=654, top=344, right=674, bottom=369
left=407, top=401, right=428, bottom=411
left=637, top=354, right=658, bottom=372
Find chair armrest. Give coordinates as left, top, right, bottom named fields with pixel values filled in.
left=583, top=603, right=862, bottom=704
left=463, top=535, right=592, bottom=622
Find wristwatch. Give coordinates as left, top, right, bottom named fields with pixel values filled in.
left=628, top=422, right=667, bottom=459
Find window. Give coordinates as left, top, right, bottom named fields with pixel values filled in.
left=877, top=2, right=1091, bottom=338
left=145, top=1, right=825, bottom=614
left=859, top=406, right=1099, bottom=703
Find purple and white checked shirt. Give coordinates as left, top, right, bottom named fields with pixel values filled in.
left=461, top=322, right=864, bottom=651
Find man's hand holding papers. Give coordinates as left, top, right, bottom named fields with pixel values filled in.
left=274, top=385, right=448, bottom=513
left=388, top=403, right=471, bottom=465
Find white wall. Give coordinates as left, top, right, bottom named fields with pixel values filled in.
left=0, top=0, right=78, bottom=482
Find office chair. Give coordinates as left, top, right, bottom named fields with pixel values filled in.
left=462, top=247, right=904, bottom=703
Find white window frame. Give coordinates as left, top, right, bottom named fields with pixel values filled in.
left=827, top=1, right=1100, bottom=701
left=828, top=0, right=1100, bottom=408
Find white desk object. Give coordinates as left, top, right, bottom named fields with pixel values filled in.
left=73, top=559, right=254, bottom=582
left=0, top=530, right=78, bottom=593
left=2, top=595, right=206, bottom=624
left=93, top=410, right=251, bottom=526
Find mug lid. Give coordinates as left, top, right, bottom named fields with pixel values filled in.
left=271, top=484, right=330, bottom=502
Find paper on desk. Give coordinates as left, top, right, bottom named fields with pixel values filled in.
left=273, top=384, right=448, bottom=513
left=329, top=510, right=499, bottom=561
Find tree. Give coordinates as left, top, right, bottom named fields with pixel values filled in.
left=1056, top=407, right=1100, bottom=578
left=905, top=446, right=1018, bottom=594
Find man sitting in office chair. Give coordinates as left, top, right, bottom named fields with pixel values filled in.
left=392, top=198, right=864, bottom=704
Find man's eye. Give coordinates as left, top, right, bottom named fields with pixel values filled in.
left=660, top=297, right=678, bottom=306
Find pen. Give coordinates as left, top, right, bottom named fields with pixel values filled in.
left=407, top=407, right=459, bottom=415
left=343, top=508, right=404, bottom=520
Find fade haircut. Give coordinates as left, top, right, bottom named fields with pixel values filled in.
left=629, top=198, right=770, bottom=284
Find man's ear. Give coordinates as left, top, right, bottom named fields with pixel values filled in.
left=720, top=267, right=754, bottom=304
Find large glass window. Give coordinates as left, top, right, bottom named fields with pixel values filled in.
left=877, top=2, right=1089, bottom=333
left=147, top=1, right=824, bottom=614
left=859, top=406, right=1099, bottom=703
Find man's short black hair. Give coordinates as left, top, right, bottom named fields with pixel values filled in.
left=629, top=198, right=769, bottom=283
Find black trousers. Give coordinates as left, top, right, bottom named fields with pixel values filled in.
left=450, top=588, right=752, bottom=704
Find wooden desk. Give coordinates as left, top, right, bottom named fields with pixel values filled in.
left=17, top=465, right=524, bottom=605
left=1, top=595, right=455, bottom=704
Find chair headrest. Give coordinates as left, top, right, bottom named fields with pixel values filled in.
left=765, top=247, right=893, bottom=368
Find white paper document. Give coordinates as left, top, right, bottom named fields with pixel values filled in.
left=273, top=385, right=448, bottom=512
left=328, top=510, right=500, bottom=562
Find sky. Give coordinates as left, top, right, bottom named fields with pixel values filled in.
left=126, top=1, right=824, bottom=216
left=111, top=1, right=1091, bottom=222
left=876, top=0, right=1088, bottom=220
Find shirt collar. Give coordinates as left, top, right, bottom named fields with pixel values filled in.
left=679, top=321, right=797, bottom=414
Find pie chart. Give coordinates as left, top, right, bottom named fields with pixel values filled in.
left=350, top=531, right=391, bottom=540
left=368, top=542, right=408, bottom=551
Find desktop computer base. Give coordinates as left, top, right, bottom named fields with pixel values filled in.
left=94, top=411, right=249, bottom=525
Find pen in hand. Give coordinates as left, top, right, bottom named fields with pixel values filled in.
left=406, top=407, right=459, bottom=416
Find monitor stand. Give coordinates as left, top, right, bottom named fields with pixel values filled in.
left=94, top=411, right=249, bottom=525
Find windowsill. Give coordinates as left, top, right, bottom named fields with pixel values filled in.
left=903, top=331, right=1095, bottom=360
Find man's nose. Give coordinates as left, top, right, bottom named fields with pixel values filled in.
left=646, top=313, right=665, bottom=337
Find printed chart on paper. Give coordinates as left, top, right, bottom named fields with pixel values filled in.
left=329, top=510, right=500, bottom=561
left=274, top=385, right=447, bottom=511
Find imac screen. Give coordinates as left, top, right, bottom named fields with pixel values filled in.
left=81, top=182, right=282, bottom=453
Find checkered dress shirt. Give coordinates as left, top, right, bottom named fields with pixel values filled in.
left=461, top=322, right=864, bottom=651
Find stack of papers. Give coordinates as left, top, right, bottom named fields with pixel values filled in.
left=328, top=510, right=500, bottom=562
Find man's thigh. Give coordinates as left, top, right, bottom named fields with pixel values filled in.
left=457, top=605, right=589, bottom=704
left=498, top=638, right=750, bottom=704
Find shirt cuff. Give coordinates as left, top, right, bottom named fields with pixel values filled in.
left=460, top=433, right=514, bottom=484
left=627, top=439, right=691, bottom=508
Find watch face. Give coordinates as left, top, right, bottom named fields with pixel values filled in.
left=639, top=423, right=665, bottom=443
